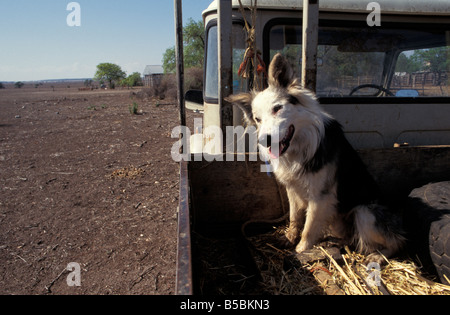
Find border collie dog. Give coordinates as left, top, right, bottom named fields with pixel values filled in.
left=227, top=53, right=404, bottom=264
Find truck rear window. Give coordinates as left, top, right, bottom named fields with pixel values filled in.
left=266, top=21, right=450, bottom=98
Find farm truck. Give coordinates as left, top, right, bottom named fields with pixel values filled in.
left=174, top=0, right=450, bottom=295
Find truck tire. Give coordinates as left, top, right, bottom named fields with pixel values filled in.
left=408, top=182, right=450, bottom=285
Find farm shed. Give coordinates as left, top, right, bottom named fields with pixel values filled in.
left=143, top=65, right=164, bottom=87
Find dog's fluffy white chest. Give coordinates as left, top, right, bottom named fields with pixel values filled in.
left=274, top=158, right=337, bottom=201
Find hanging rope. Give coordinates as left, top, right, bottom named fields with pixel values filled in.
left=237, top=2, right=287, bottom=236
left=237, top=0, right=267, bottom=91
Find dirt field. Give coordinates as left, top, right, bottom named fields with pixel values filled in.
left=0, top=83, right=186, bottom=295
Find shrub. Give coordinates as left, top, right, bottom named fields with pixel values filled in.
left=135, top=67, right=203, bottom=101
left=185, top=67, right=203, bottom=91
left=129, top=102, right=139, bottom=115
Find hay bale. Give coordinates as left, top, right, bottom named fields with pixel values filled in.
left=249, top=227, right=450, bottom=295
left=248, top=232, right=325, bottom=295
left=320, top=247, right=450, bottom=295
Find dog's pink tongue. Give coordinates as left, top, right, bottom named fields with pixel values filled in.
left=269, top=147, right=279, bottom=159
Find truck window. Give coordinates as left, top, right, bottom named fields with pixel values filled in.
left=268, top=24, right=385, bottom=97
left=393, top=47, right=450, bottom=97
left=204, top=22, right=247, bottom=101
left=265, top=21, right=450, bottom=98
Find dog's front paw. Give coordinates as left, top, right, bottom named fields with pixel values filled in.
left=364, top=252, right=387, bottom=266
left=295, top=239, right=313, bottom=254
left=277, top=229, right=300, bottom=249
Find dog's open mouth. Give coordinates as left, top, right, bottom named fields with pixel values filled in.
left=269, top=125, right=295, bottom=159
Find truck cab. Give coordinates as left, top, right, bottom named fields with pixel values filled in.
left=199, top=0, right=450, bottom=150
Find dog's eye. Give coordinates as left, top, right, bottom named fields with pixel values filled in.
left=273, top=105, right=283, bottom=114
left=254, top=117, right=261, bottom=124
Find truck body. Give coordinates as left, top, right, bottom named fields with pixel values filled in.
left=176, top=0, right=450, bottom=294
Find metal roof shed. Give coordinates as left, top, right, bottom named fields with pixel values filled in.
left=143, top=65, right=164, bottom=87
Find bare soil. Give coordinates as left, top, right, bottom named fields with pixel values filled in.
left=0, top=83, right=184, bottom=295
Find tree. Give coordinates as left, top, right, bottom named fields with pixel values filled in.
left=163, top=47, right=176, bottom=74
left=183, top=18, right=205, bottom=69
left=121, top=72, right=143, bottom=88
left=94, top=63, right=126, bottom=89
left=163, top=18, right=205, bottom=73
left=396, top=53, right=412, bottom=73
left=412, top=47, right=449, bottom=73
left=394, top=48, right=450, bottom=86
left=14, top=82, right=24, bottom=89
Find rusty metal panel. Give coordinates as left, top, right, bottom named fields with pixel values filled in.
left=188, top=156, right=288, bottom=235
left=175, top=161, right=193, bottom=295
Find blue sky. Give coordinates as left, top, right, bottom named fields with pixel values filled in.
left=0, top=0, right=213, bottom=81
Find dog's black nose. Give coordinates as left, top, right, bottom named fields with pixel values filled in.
left=259, top=134, right=272, bottom=148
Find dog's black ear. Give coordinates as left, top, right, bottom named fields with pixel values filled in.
left=268, top=53, right=294, bottom=88
left=226, top=93, right=254, bottom=125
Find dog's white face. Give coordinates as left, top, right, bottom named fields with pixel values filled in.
left=252, top=87, right=324, bottom=160
left=252, top=89, right=298, bottom=159
left=228, top=53, right=328, bottom=162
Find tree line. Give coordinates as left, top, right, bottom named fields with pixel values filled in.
left=93, top=63, right=143, bottom=89
left=2, top=67, right=143, bottom=90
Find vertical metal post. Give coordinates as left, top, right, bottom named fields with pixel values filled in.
left=218, top=0, right=233, bottom=136
left=174, top=0, right=192, bottom=296
left=174, top=0, right=186, bottom=127
left=302, top=0, right=319, bottom=92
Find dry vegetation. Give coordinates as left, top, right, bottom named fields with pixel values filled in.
left=249, top=227, right=450, bottom=295
left=137, top=67, right=203, bottom=100
left=195, top=222, right=450, bottom=295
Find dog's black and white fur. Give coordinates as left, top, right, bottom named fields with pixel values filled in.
left=228, top=53, right=404, bottom=264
